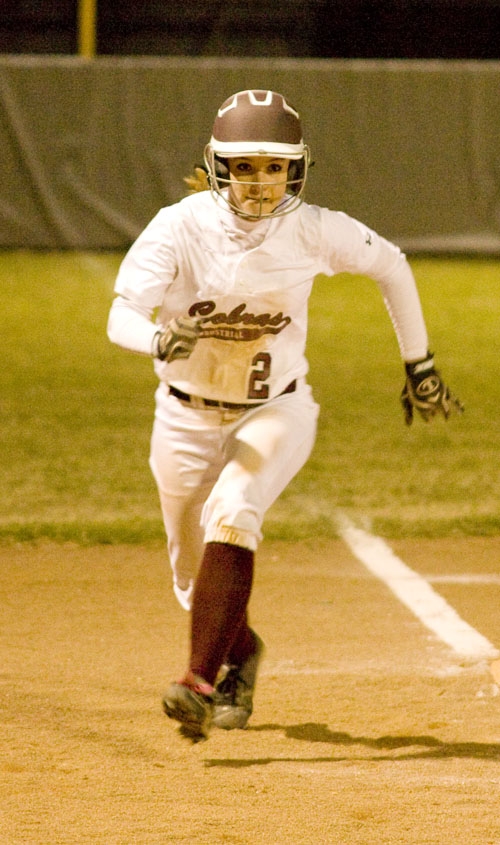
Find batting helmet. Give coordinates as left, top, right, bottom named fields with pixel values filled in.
left=204, top=89, right=311, bottom=218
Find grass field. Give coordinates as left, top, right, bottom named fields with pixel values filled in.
left=2, top=250, right=499, bottom=543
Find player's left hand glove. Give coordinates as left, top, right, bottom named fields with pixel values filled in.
left=153, top=316, right=201, bottom=362
left=401, top=351, right=464, bottom=425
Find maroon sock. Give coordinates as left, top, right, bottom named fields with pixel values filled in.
left=189, top=542, right=254, bottom=686
left=225, top=613, right=257, bottom=667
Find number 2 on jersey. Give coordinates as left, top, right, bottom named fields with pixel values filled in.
left=248, top=352, right=271, bottom=400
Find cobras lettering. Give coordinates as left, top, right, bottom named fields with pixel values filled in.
left=189, top=300, right=291, bottom=340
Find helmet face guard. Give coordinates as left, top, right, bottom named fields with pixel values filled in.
left=205, top=89, right=311, bottom=220
left=203, top=145, right=310, bottom=220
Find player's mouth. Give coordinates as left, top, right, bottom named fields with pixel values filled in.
left=244, top=194, right=274, bottom=204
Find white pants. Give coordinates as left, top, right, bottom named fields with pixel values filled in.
left=150, top=381, right=319, bottom=608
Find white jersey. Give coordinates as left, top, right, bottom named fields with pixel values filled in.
left=108, top=190, right=428, bottom=404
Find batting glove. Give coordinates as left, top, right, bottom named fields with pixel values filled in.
left=401, top=351, right=464, bottom=425
left=153, top=316, right=201, bottom=362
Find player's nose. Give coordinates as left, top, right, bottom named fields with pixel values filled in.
left=248, top=181, right=264, bottom=196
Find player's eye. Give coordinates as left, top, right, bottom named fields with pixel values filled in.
left=268, top=163, right=285, bottom=173
left=235, top=162, right=253, bottom=173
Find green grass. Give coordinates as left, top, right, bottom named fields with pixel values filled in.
left=1, top=251, right=499, bottom=543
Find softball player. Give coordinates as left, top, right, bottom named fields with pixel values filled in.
left=107, top=89, right=462, bottom=741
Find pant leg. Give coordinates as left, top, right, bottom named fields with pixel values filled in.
left=149, top=386, right=223, bottom=604
left=150, top=382, right=318, bottom=609
left=201, top=383, right=319, bottom=550
left=187, top=384, right=318, bottom=680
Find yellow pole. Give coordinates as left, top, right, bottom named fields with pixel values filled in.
left=78, top=0, right=97, bottom=58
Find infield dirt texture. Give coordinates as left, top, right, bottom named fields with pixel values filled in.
left=2, top=536, right=500, bottom=844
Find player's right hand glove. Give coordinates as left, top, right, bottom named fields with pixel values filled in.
left=400, top=351, right=464, bottom=425
left=153, top=316, right=201, bottom=362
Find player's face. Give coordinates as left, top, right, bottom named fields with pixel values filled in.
left=227, top=156, right=290, bottom=217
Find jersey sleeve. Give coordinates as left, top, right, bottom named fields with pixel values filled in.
left=107, top=207, right=180, bottom=355
left=318, top=208, right=429, bottom=362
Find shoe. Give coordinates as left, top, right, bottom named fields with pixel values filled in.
left=162, top=673, right=214, bottom=742
left=212, top=631, right=265, bottom=730
left=173, top=578, right=194, bottom=611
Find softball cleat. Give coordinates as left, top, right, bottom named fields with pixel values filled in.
left=212, top=631, right=265, bottom=730
left=162, top=673, right=215, bottom=742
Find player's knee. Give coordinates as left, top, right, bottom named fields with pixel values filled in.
left=201, top=485, right=262, bottom=551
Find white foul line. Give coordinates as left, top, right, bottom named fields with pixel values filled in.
left=337, top=518, right=499, bottom=661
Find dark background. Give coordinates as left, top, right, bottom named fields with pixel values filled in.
left=1, top=1, right=500, bottom=58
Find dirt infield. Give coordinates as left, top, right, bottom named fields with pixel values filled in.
left=1, top=537, right=500, bottom=844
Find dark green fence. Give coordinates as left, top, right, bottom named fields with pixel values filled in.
left=2, top=56, right=500, bottom=252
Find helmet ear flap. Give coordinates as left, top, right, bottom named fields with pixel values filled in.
left=287, top=160, right=304, bottom=194
left=214, top=156, right=229, bottom=179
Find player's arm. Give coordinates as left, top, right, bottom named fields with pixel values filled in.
left=107, top=296, right=159, bottom=355
left=107, top=204, right=202, bottom=361
left=368, top=252, right=464, bottom=424
left=320, top=210, right=463, bottom=424
left=107, top=297, right=200, bottom=362
left=377, top=262, right=464, bottom=424
left=321, top=210, right=429, bottom=361
left=376, top=261, right=464, bottom=424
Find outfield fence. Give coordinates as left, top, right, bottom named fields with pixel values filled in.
left=2, top=56, right=500, bottom=252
